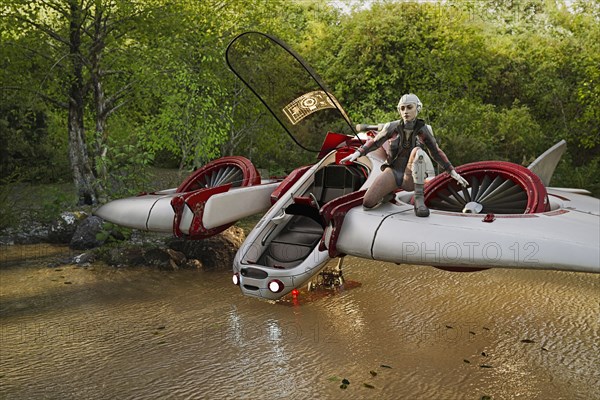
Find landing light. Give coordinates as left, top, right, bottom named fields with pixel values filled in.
left=268, top=279, right=284, bottom=293
left=232, top=273, right=240, bottom=285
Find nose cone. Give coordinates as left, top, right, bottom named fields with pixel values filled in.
left=94, top=194, right=175, bottom=232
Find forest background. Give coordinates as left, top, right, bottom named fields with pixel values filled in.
left=1, top=0, right=599, bottom=222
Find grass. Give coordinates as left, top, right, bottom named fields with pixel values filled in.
left=1, top=181, right=79, bottom=230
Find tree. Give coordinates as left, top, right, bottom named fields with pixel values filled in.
left=2, top=0, right=152, bottom=204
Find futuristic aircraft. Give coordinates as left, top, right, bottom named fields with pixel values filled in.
left=95, top=32, right=600, bottom=301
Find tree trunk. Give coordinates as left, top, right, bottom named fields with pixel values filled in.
left=68, top=0, right=100, bottom=205
left=68, top=102, right=98, bottom=205
left=91, top=5, right=108, bottom=182
left=92, top=68, right=109, bottom=181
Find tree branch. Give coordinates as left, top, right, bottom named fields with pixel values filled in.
left=12, top=14, right=70, bottom=47
left=1, top=86, right=69, bottom=109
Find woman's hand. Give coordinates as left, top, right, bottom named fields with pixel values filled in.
left=450, top=170, right=469, bottom=187
left=340, top=150, right=360, bottom=164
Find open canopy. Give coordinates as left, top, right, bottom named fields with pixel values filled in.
left=226, top=32, right=356, bottom=153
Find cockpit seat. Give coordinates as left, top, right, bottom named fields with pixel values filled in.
left=263, top=164, right=367, bottom=269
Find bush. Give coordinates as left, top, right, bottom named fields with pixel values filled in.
left=433, top=99, right=543, bottom=166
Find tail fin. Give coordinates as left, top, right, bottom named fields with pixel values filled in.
left=527, top=140, right=567, bottom=186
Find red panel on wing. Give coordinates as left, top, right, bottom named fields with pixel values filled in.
left=317, top=132, right=354, bottom=159
left=270, top=165, right=312, bottom=205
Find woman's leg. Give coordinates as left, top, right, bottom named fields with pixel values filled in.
left=363, top=168, right=399, bottom=209
left=409, top=148, right=430, bottom=217
left=402, top=151, right=417, bottom=192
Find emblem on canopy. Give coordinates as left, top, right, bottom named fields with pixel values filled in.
left=283, top=90, right=341, bottom=125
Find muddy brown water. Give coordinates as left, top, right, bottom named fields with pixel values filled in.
left=1, top=244, right=599, bottom=399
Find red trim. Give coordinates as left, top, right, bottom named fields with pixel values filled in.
left=270, top=165, right=312, bottom=205
left=317, top=132, right=353, bottom=159
left=293, top=196, right=316, bottom=206
left=171, top=195, right=186, bottom=237
left=424, top=161, right=549, bottom=214
left=171, top=184, right=233, bottom=239
left=172, top=156, right=261, bottom=239
left=334, top=146, right=361, bottom=165
left=482, top=213, right=496, bottom=223
left=319, top=190, right=367, bottom=258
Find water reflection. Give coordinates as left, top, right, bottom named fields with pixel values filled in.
left=1, top=246, right=599, bottom=399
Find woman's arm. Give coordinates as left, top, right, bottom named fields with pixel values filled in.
left=418, top=125, right=453, bottom=172
left=358, top=121, right=398, bottom=156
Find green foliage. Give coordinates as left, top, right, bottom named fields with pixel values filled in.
left=316, top=1, right=495, bottom=122
left=137, top=67, right=228, bottom=169
left=553, top=154, right=600, bottom=197
left=435, top=99, right=543, bottom=166
left=0, top=179, right=78, bottom=231
left=1, top=0, right=598, bottom=199
left=95, top=221, right=131, bottom=243
left=37, top=187, right=72, bottom=224
left=0, top=174, right=19, bottom=230
left=96, top=138, right=154, bottom=200
left=0, top=104, right=70, bottom=183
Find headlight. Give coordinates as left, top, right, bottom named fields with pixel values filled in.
left=267, top=279, right=284, bottom=293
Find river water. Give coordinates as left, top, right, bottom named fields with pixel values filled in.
left=1, top=244, right=598, bottom=399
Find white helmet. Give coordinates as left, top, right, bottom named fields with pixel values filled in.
left=397, top=93, right=422, bottom=114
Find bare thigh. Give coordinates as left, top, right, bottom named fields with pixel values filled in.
left=401, top=147, right=420, bottom=191
left=363, top=168, right=398, bottom=208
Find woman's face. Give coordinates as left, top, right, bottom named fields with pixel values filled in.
left=399, top=103, right=417, bottom=122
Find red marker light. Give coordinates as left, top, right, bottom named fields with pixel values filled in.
left=291, top=288, right=299, bottom=297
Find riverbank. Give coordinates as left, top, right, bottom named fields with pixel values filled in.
left=0, top=167, right=263, bottom=270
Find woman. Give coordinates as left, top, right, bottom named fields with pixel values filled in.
left=341, top=93, right=468, bottom=217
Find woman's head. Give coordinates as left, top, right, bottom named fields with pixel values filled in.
left=397, top=93, right=422, bottom=122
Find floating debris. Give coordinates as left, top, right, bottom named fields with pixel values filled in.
left=327, top=376, right=340, bottom=382
left=481, top=396, right=492, bottom=400
left=341, top=378, right=350, bottom=385
left=480, top=364, right=494, bottom=369
left=340, top=383, right=348, bottom=390
left=157, top=326, right=166, bottom=330
left=469, top=331, right=476, bottom=335
left=483, top=327, right=490, bottom=331
left=445, top=325, right=453, bottom=329
left=521, top=339, right=536, bottom=344
left=64, top=281, right=72, bottom=285
left=541, top=347, right=549, bottom=352
left=363, top=383, right=375, bottom=389
left=481, top=351, right=487, bottom=357
left=463, top=359, right=471, bottom=364
left=369, top=370, right=377, bottom=377
left=380, top=364, right=392, bottom=369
